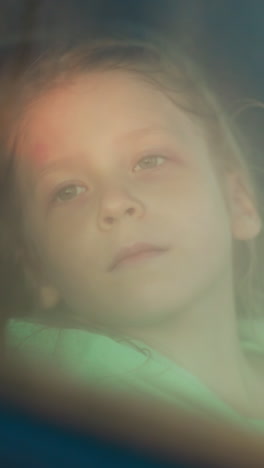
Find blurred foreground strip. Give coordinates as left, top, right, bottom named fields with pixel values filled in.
left=0, top=354, right=263, bottom=467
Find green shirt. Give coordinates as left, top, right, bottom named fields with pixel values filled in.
left=6, top=318, right=264, bottom=432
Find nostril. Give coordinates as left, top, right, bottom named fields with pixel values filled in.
left=105, top=216, right=115, bottom=224
left=127, top=207, right=136, bottom=215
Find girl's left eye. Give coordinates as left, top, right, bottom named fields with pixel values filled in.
left=54, top=184, right=87, bottom=203
left=134, top=155, right=167, bottom=172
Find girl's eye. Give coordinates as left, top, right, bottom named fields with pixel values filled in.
left=134, top=155, right=166, bottom=172
left=54, top=184, right=87, bottom=202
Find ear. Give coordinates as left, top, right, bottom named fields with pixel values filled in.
left=226, top=172, right=262, bottom=240
left=23, top=261, right=60, bottom=310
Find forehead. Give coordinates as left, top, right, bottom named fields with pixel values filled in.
left=17, top=70, right=206, bottom=166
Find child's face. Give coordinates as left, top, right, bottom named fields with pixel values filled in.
left=14, top=70, right=259, bottom=329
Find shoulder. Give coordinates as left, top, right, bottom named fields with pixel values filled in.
left=6, top=319, right=63, bottom=356
left=6, top=320, right=147, bottom=378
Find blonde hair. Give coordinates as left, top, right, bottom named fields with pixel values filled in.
left=0, top=31, right=263, bottom=340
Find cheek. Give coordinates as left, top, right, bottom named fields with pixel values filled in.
left=161, top=172, right=232, bottom=249
left=29, top=210, right=97, bottom=286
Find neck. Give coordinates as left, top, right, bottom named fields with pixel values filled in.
left=123, top=272, right=255, bottom=414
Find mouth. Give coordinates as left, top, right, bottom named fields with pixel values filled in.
left=108, top=243, right=169, bottom=271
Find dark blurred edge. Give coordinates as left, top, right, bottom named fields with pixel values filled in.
left=0, top=400, right=203, bottom=468
left=0, top=356, right=263, bottom=467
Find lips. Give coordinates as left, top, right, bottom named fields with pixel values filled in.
left=108, top=242, right=169, bottom=271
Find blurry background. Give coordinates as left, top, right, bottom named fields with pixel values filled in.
left=0, top=0, right=263, bottom=95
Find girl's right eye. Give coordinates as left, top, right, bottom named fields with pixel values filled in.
left=53, top=184, right=87, bottom=203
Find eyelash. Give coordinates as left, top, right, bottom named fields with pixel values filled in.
left=134, top=154, right=167, bottom=172
left=52, top=154, right=168, bottom=204
left=52, top=184, right=87, bottom=203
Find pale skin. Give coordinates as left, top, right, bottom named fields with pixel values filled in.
left=14, top=70, right=264, bottom=417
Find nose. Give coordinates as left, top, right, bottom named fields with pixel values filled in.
left=97, top=185, right=145, bottom=230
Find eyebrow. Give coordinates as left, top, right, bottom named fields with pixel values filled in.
left=117, top=125, right=173, bottom=143
left=37, top=157, right=78, bottom=177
